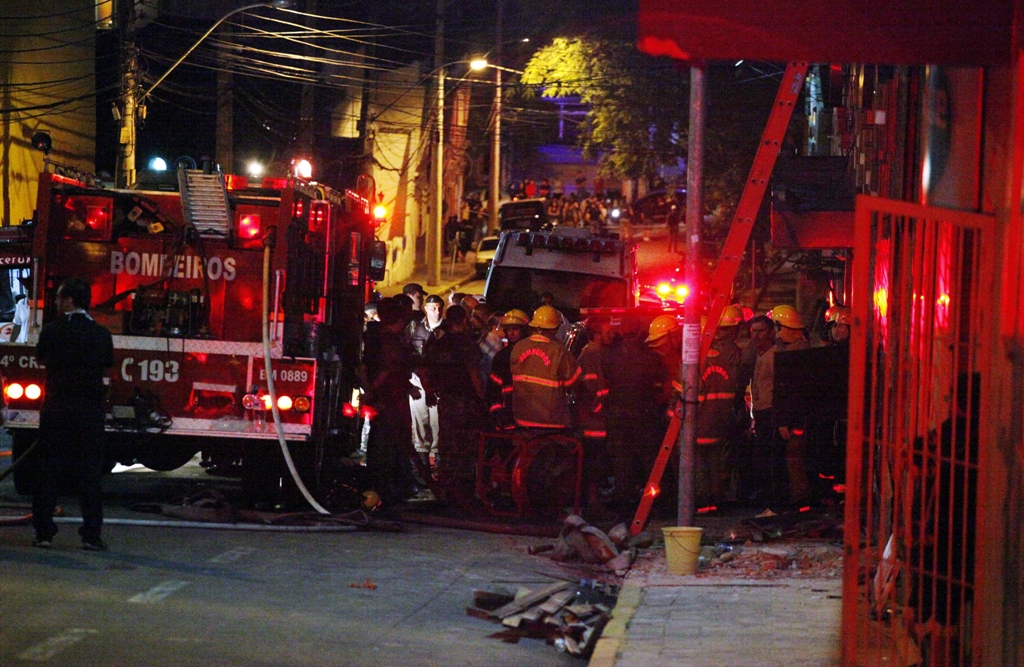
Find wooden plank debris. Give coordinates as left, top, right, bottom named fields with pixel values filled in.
left=468, top=580, right=619, bottom=659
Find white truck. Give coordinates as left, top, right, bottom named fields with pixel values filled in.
left=483, top=227, right=638, bottom=322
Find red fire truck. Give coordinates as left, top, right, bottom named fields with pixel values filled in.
left=1, top=163, right=386, bottom=502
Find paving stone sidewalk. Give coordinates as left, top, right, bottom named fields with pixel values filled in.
left=590, top=552, right=842, bottom=667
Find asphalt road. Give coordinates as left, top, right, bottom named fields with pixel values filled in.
left=0, top=460, right=579, bottom=667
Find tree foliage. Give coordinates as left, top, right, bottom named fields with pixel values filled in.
left=520, top=37, right=689, bottom=180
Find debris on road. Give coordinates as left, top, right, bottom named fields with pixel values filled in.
left=532, top=514, right=651, bottom=575
left=467, top=578, right=619, bottom=658
left=132, top=489, right=405, bottom=531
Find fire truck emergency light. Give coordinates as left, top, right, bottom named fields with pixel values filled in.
left=237, top=214, right=261, bottom=239
left=373, top=204, right=387, bottom=223
left=225, top=174, right=248, bottom=190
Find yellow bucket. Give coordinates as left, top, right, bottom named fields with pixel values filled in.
left=662, top=526, right=703, bottom=575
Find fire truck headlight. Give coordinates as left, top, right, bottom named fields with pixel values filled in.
left=276, top=395, right=293, bottom=411
left=676, top=285, right=689, bottom=300
left=261, top=395, right=273, bottom=410
left=611, top=208, right=621, bottom=219
left=293, top=396, right=311, bottom=412
left=373, top=204, right=387, bottom=222
left=25, top=384, right=41, bottom=400
left=6, top=383, right=24, bottom=400
left=656, top=282, right=671, bottom=297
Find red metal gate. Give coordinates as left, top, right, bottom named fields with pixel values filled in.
left=843, top=195, right=994, bottom=666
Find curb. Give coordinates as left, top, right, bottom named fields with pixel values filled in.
left=588, top=583, right=644, bottom=667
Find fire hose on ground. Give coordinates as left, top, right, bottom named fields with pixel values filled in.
left=260, top=229, right=331, bottom=515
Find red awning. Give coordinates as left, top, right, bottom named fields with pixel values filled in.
left=638, top=0, right=1016, bottom=66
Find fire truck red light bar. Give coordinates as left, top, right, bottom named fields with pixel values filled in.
left=262, top=177, right=290, bottom=190
left=225, top=174, right=248, bottom=190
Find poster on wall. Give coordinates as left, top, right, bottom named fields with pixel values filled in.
left=921, top=66, right=983, bottom=210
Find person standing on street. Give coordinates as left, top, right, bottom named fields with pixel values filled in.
left=31, top=278, right=114, bottom=551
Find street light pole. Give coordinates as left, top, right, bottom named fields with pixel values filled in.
left=488, top=1, right=503, bottom=233
left=430, top=67, right=444, bottom=286
left=119, top=1, right=284, bottom=188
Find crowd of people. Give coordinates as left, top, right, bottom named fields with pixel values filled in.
left=359, top=282, right=851, bottom=518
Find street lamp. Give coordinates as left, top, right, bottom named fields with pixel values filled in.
left=119, top=1, right=290, bottom=187
left=428, top=60, right=488, bottom=286
left=467, top=58, right=524, bottom=234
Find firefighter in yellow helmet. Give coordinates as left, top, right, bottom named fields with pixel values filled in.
left=826, top=306, right=851, bottom=346
left=751, top=304, right=811, bottom=506
left=695, top=304, right=744, bottom=505
left=647, top=314, right=683, bottom=395
left=486, top=309, right=531, bottom=430
left=509, top=305, right=581, bottom=430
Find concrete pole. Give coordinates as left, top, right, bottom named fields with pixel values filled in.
left=679, top=64, right=705, bottom=528
left=488, top=0, right=503, bottom=233
left=427, top=0, right=445, bottom=286
left=430, top=67, right=444, bottom=286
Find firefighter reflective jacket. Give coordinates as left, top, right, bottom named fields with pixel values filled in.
left=510, top=333, right=581, bottom=429
left=696, top=337, right=742, bottom=443
left=575, top=341, right=609, bottom=438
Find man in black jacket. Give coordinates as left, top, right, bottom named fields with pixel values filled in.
left=31, top=278, right=114, bottom=551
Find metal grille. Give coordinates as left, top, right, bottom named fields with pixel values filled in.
left=842, top=195, right=994, bottom=666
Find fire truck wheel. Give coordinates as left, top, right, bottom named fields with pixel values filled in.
left=135, top=443, right=199, bottom=472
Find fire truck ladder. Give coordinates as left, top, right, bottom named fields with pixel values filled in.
left=178, top=168, right=232, bottom=235
left=630, top=61, right=808, bottom=536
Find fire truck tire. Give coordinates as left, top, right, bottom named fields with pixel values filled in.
left=134, top=443, right=199, bottom=472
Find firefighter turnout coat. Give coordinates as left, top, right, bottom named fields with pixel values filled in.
left=510, top=333, right=581, bottom=429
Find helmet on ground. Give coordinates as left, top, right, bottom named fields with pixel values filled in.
left=529, top=305, right=561, bottom=329
left=827, top=306, right=852, bottom=326
left=500, top=309, right=530, bottom=326
left=720, top=304, right=744, bottom=327
left=362, top=490, right=381, bottom=511
left=647, top=314, right=680, bottom=343
left=769, top=304, right=804, bottom=329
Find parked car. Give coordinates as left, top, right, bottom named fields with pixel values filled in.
left=629, top=189, right=686, bottom=225
left=474, top=235, right=500, bottom=278
left=499, top=198, right=550, bottom=231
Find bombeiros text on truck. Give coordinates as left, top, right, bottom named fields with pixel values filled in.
left=0, top=160, right=387, bottom=504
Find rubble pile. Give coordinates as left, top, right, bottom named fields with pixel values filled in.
left=466, top=578, right=619, bottom=659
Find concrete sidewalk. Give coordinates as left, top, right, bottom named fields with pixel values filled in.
left=375, top=257, right=479, bottom=300
left=589, top=549, right=843, bottom=667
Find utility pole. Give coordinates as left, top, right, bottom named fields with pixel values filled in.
left=117, top=0, right=141, bottom=188
left=679, top=64, right=705, bottom=528
left=428, top=0, right=445, bottom=286
left=487, top=0, right=502, bottom=233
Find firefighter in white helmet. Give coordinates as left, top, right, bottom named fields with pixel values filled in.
left=509, top=305, right=581, bottom=430
left=751, top=304, right=811, bottom=506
